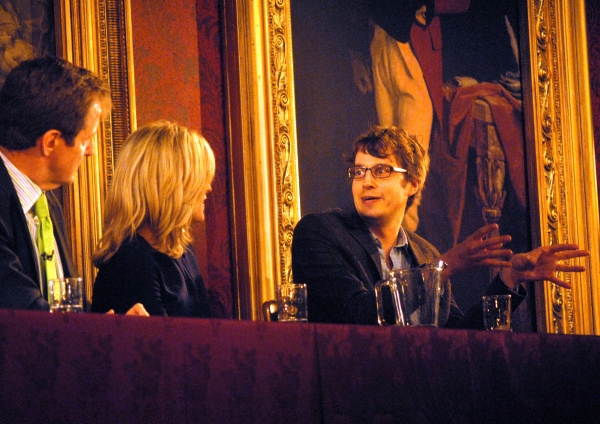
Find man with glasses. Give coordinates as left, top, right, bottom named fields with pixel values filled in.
left=291, top=126, right=589, bottom=326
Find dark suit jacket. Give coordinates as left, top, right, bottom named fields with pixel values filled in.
left=292, top=209, right=524, bottom=328
left=0, top=158, right=77, bottom=310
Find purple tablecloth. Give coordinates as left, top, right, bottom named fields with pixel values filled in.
left=0, top=309, right=598, bottom=423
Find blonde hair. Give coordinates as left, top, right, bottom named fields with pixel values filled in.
left=93, top=120, right=215, bottom=265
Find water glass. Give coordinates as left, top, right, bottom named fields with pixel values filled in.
left=49, top=278, right=84, bottom=313
left=277, top=284, right=308, bottom=322
left=482, top=294, right=511, bottom=331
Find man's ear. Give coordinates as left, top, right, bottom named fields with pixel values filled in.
left=408, top=180, right=420, bottom=196
left=38, top=130, right=61, bottom=156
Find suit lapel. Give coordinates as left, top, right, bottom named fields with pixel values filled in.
left=0, top=159, right=38, bottom=281
left=47, top=190, right=78, bottom=278
left=405, top=231, right=431, bottom=266
left=342, top=210, right=383, bottom=279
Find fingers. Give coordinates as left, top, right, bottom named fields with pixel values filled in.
left=464, top=224, right=511, bottom=251
left=542, top=245, right=590, bottom=260
left=547, top=276, right=573, bottom=289
left=479, top=236, right=512, bottom=249
left=468, top=224, right=511, bottom=241
left=126, top=303, right=150, bottom=316
left=556, top=263, right=587, bottom=273
left=483, top=259, right=512, bottom=268
left=467, top=224, right=499, bottom=240
left=482, top=247, right=513, bottom=258
left=464, top=245, right=512, bottom=263
left=556, top=249, right=590, bottom=261
left=544, top=243, right=582, bottom=253
left=136, top=303, right=149, bottom=316
left=106, top=304, right=150, bottom=316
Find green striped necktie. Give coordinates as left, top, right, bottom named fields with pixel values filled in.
left=34, top=193, right=58, bottom=296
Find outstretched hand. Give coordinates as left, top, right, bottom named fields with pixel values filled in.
left=502, top=244, right=590, bottom=289
left=438, top=224, right=513, bottom=280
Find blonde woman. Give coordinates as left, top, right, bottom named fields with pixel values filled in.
left=91, top=121, right=214, bottom=317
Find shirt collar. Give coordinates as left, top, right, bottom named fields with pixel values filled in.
left=370, top=226, right=409, bottom=249
left=0, top=150, right=43, bottom=214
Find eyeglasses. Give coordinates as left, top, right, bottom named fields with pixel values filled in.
left=347, top=164, right=407, bottom=180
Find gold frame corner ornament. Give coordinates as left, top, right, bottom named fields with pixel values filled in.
left=56, top=0, right=136, bottom=304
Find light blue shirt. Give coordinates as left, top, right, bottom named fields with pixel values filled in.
left=371, top=226, right=415, bottom=277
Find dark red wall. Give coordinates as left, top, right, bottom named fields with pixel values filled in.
left=130, top=0, right=232, bottom=318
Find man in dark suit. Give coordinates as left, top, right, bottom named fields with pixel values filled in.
left=292, top=126, right=589, bottom=326
left=0, top=56, right=147, bottom=315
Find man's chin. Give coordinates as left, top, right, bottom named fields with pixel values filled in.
left=356, top=210, right=381, bottom=223
left=39, top=181, right=67, bottom=191
left=61, top=177, right=75, bottom=187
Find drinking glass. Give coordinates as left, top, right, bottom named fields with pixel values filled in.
left=276, top=284, right=308, bottom=322
left=49, top=277, right=84, bottom=313
left=482, top=294, right=511, bottom=331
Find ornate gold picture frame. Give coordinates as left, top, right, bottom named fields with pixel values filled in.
left=62, top=0, right=599, bottom=332
left=55, top=0, right=136, bottom=304
left=225, top=0, right=600, bottom=333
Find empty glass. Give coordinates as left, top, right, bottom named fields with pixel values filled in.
left=482, top=294, right=511, bottom=331
left=375, top=261, right=445, bottom=327
left=49, top=278, right=84, bottom=313
left=276, top=283, right=308, bottom=322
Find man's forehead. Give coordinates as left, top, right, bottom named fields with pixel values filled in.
left=354, top=151, right=398, bottom=166
left=83, top=103, right=103, bottom=127
left=88, top=102, right=103, bottom=120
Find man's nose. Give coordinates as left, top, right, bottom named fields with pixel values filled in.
left=362, top=170, right=376, bottom=186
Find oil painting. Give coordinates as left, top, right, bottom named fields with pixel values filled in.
left=291, top=0, right=533, bottom=328
left=0, top=0, right=54, bottom=88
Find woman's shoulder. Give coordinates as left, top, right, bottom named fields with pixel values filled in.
left=100, top=234, right=159, bottom=268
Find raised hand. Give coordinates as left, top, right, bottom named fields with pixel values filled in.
left=438, top=224, right=513, bottom=280
left=505, top=244, right=590, bottom=289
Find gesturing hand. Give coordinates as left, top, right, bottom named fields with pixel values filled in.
left=506, top=244, right=590, bottom=289
left=438, top=224, right=513, bottom=280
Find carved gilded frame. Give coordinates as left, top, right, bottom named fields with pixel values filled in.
left=227, top=0, right=600, bottom=333
left=56, top=0, right=136, bottom=303
left=520, top=0, right=600, bottom=334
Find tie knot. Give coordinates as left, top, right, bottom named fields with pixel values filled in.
left=35, top=193, right=50, bottom=219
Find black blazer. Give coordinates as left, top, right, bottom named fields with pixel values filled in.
left=0, top=158, right=77, bottom=310
left=292, top=209, right=524, bottom=327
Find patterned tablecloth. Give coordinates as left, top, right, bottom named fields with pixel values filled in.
left=0, top=309, right=598, bottom=423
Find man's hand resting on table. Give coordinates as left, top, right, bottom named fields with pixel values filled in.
left=106, top=303, right=149, bottom=316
